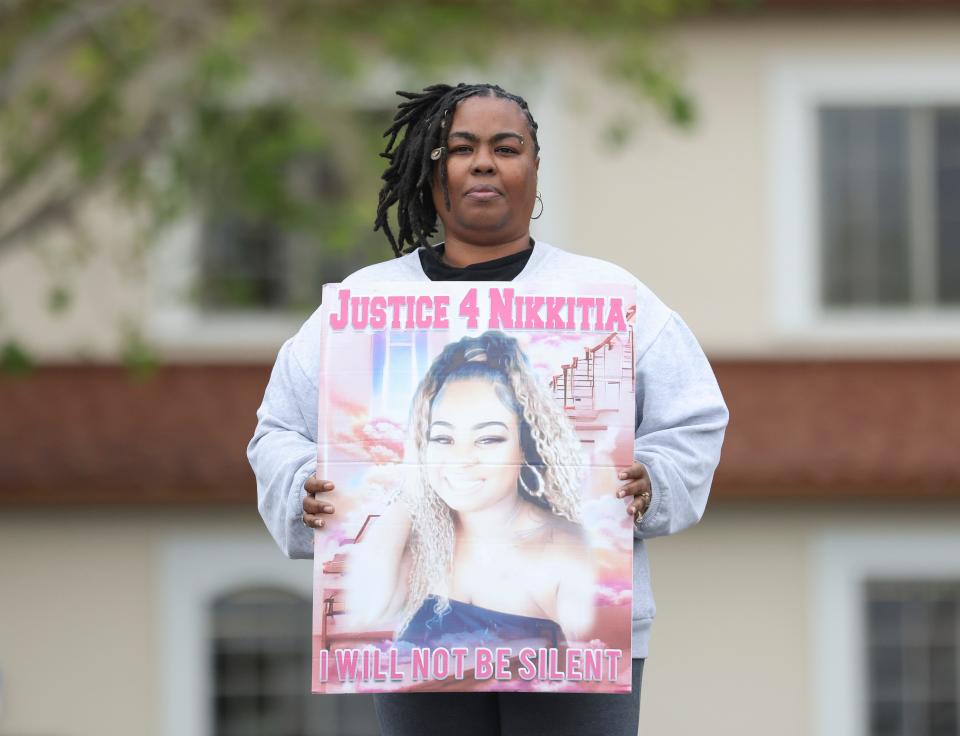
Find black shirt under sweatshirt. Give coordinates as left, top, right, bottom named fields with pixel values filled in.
left=418, top=241, right=533, bottom=282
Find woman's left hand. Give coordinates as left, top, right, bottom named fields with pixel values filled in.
left=617, top=463, right=652, bottom=523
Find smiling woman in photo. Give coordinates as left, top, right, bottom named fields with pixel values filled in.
left=342, top=330, right=595, bottom=650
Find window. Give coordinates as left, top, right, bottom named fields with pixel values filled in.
left=145, top=106, right=394, bottom=356
left=212, top=587, right=378, bottom=736
left=811, top=527, right=960, bottom=736
left=198, top=108, right=392, bottom=315
left=159, top=533, right=381, bottom=736
left=200, top=214, right=290, bottom=311
left=147, top=80, right=564, bottom=355
left=770, top=58, right=960, bottom=342
left=372, top=330, right=429, bottom=418
left=865, top=580, right=960, bottom=736
left=819, top=106, right=960, bottom=309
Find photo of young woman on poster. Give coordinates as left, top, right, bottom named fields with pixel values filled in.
left=342, top=329, right=595, bottom=651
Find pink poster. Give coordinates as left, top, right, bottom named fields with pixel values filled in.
left=313, top=282, right=636, bottom=693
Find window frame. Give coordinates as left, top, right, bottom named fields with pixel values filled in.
left=769, top=57, right=960, bottom=346
left=810, top=525, right=960, bottom=736
left=157, top=531, right=314, bottom=736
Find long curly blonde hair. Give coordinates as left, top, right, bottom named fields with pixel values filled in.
left=397, top=331, right=584, bottom=634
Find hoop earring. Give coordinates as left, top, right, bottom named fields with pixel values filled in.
left=519, top=463, right=546, bottom=498
left=530, top=192, right=544, bottom=220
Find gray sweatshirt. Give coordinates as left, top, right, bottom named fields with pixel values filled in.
left=248, top=242, right=728, bottom=659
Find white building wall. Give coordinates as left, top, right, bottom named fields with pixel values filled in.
left=5, top=505, right=960, bottom=735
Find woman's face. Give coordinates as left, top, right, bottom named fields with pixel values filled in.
left=425, top=377, right=524, bottom=514
left=431, top=94, right=539, bottom=245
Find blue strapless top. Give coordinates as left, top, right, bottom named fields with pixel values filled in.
left=399, top=595, right=564, bottom=649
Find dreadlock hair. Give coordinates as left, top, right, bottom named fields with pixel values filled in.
left=373, top=83, right=541, bottom=258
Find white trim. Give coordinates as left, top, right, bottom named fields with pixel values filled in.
left=527, top=66, right=573, bottom=249
left=768, top=55, right=960, bottom=346
left=810, top=525, right=960, bottom=736
left=156, top=531, right=313, bottom=736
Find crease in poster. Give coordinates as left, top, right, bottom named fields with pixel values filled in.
left=313, top=281, right=636, bottom=694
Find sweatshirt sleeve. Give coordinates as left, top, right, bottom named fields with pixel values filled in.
left=247, top=336, right=318, bottom=559
left=632, top=311, right=728, bottom=539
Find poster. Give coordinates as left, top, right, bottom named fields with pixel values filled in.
left=312, top=282, right=636, bottom=694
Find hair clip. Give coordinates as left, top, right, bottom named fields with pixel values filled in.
left=430, top=147, right=444, bottom=161
left=464, top=348, right=488, bottom=363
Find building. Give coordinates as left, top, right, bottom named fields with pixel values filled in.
left=2, top=3, right=959, bottom=735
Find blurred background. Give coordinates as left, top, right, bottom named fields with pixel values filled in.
left=1, top=1, right=959, bottom=735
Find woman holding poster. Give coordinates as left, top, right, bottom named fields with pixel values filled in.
left=250, top=82, right=729, bottom=735
left=342, top=330, right=595, bottom=650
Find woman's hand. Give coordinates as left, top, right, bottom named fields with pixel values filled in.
left=302, top=473, right=336, bottom=529
left=617, top=463, right=652, bottom=524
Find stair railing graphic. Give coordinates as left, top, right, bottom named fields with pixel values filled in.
left=549, top=304, right=636, bottom=411
left=319, top=513, right=394, bottom=651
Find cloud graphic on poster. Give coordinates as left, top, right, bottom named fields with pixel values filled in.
left=360, top=464, right=404, bottom=496
left=594, top=584, right=631, bottom=607
left=530, top=332, right=590, bottom=349
left=581, top=496, right=632, bottom=552
left=590, top=425, right=621, bottom=458
left=332, top=415, right=407, bottom=464
left=363, top=421, right=405, bottom=445
left=367, top=443, right=400, bottom=463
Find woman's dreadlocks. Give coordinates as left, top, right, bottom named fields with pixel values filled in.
left=374, top=83, right=541, bottom=257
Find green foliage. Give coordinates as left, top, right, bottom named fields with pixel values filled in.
left=0, top=0, right=711, bottom=361
left=119, top=325, right=159, bottom=382
left=47, top=284, right=72, bottom=314
left=0, top=340, right=34, bottom=377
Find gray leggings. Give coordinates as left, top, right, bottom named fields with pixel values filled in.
left=373, top=658, right=644, bottom=736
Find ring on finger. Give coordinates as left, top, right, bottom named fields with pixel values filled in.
left=634, top=492, right=652, bottom=525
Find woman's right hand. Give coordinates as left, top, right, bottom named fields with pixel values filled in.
left=302, top=473, right=336, bottom=529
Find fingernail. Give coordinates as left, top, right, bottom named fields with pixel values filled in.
left=315, top=519, right=324, bottom=528
left=322, top=505, right=334, bottom=513
left=627, top=507, right=635, bottom=515
left=618, top=472, right=627, bottom=480
left=323, top=482, right=334, bottom=490
left=617, top=491, right=625, bottom=498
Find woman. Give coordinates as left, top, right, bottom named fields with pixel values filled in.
left=343, top=330, right=595, bottom=650
left=249, top=82, right=729, bottom=735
